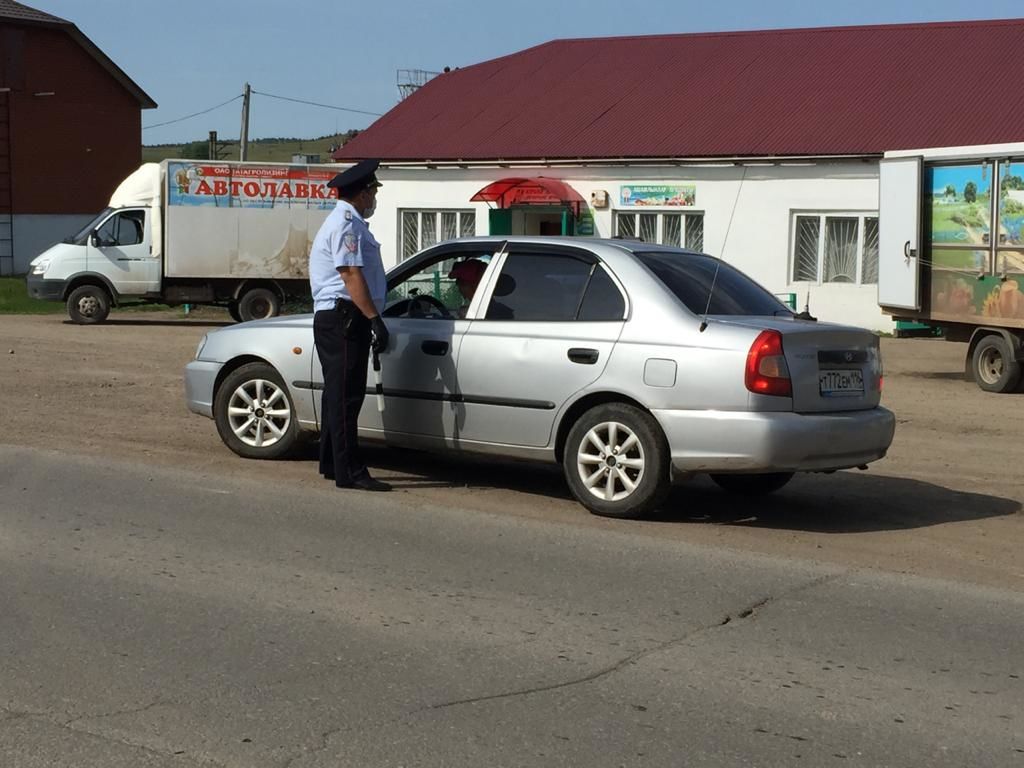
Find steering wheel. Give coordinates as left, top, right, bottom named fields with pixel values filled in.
left=408, top=294, right=450, bottom=318
left=383, top=294, right=451, bottom=319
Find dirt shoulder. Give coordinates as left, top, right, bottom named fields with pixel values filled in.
left=2, top=314, right=1021, bottom=590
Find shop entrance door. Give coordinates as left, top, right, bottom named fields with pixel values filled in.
left=487, top=206, right=575, bottom=236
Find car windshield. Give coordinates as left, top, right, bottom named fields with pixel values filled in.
left=66, top=208, right=114, bottom=245
left=636, top=251, right=792, bottom=317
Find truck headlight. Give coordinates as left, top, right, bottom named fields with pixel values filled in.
left=194, top=335, right=208, bottom=360
left=30, top=257, right=51, bottom=275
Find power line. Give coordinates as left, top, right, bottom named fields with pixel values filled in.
left=142, top=94, right=244, bottom=130
left=252, top=89, right=383, bottom=117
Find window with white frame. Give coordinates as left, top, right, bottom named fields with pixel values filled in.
left=791, top=213, right=878, bottom=285
left=400, top=209, right=476, bottom=260
left=613, top=211, right=704, bottom=251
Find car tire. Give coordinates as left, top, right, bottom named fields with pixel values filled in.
left=971, top=335, right=1022, bottom=393
left=563, top=402, right=670, bottom=519
left=237, top=288, right=281, bottom=322
left=66, top=284, right=111, bottom=324
left=214, top=362, right=298, bottom=459
left=227, top=301, right=243, bottom=323
left=709, top=472, right=794, bottom=496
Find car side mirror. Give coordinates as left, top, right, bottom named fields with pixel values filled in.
left=90, top=231, right=100, bottom=247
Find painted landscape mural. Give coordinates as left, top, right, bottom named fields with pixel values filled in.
left=927, top=162, right=1024, bottom=324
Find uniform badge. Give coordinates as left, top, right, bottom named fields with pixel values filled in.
left=344, top=211, right=353, bottom=221
left=343, top=232, right=358, bottom=253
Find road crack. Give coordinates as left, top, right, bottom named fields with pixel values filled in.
left=63, top=697, right=169, bottom=728
left=426, top=572, right=841, bottom=711
left=2, top=699, right=228, bottom=767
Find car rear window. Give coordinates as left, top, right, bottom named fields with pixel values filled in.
left=636, top=251, right=791, bottom=316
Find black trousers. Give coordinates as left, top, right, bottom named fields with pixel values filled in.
left=313, top=303, right=371, bottom=486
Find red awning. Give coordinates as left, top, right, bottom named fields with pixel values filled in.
left=471, top=177, right=585, bottom=215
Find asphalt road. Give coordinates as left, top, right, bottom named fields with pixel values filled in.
left=2, top=444, right=1021, bottom=767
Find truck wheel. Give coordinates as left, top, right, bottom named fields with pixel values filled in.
left=971, top=335, right=1022, bottom=393
left=227, top=301, right=243, bottom=322
left=214, top=362, right=298, bottom=459
left=563, top=403, right=670, bottom=519
left=709, top=472, right=794, bottom=495
left=237, top=288, right=280, bottom=322
left=66, top=285, right=111, bottom=324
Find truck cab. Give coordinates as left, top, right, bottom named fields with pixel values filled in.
left=27, top=205, right=160, bottom=323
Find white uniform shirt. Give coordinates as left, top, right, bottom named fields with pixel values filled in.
left=309, top=200, right=387, bottom=313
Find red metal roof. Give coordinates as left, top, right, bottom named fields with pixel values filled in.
left=337, top=19, right=1024, bottom=162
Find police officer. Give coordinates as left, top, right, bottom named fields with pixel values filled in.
left=309, top=158, right=391, bottom=491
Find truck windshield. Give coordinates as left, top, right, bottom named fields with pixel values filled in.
left=636, top=250, right=792, bottom=317
left=65, top=208, right=114, bottom=245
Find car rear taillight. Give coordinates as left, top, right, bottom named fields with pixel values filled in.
left=745, top=330, right=792, bottom=397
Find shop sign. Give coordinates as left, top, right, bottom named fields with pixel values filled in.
left=619, top=184, right=696, bottom=207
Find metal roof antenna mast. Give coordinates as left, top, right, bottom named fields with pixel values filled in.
left=699, top=165, right=747, bottom=332
left=397, top=69, right=441, bottom=101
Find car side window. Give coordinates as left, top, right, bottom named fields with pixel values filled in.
left=96, top=210, right=145, bottom=247
left=485, top=252, right=593, bottom=321
left=383, top=251, right=494, bottom=319
left=577, top=265, right=626, bottom=321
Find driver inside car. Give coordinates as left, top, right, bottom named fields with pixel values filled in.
left=448, top=258, right=488, bottom=318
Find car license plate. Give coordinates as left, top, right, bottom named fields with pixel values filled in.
left=819, top=368, right=864, bottom=396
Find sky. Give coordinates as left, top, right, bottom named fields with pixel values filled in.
left=28, top=0, right=1024, bottom=146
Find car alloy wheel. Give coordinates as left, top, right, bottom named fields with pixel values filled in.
left=563, top=402, right=670, bottom=519
left=214, top=362, right=298, bottom=459
left=576, top=420, right=646, bottom=503
left=227, top=377, right=291, bottom=449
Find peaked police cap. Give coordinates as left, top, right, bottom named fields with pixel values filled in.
left=326, top=159, right=382, bottom=193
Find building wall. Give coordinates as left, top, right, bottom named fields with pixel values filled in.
left=372, top=161, right=891, bottom=330
left=13, top=213, right=92, bottom=271
left=0, top=23, right=143, bottom=273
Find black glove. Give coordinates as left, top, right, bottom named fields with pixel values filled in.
left=370, top=315, right=389, bottom=353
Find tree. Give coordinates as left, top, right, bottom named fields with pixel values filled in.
left=1000, top=173, right=1024, bottom=196
left=180, top=140, right=210, bottom=160
left=964, top=181, right=977, bottom=203
left=945, top=184, right=956, bottom=198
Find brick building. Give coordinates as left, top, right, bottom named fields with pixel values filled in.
left=0, top=0, right=155, bottom=274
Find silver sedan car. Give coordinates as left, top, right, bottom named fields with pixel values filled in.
left=185, top=237, right=894, bottom=518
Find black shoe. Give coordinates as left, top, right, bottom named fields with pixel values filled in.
left=339, top=475, right=391, bottom=492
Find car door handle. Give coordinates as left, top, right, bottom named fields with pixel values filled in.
left=421, top=340, right=449, bottom=356
left=568, top=347, right=599, bottom=365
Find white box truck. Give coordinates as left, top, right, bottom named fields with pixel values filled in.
left=26, top=159, right=341, bottom=323
left=879, top=142, right=1024, bottom=392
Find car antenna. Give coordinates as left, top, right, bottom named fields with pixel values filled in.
left=795, top=286, right=817, bottom=321
left=699, top=165, right=748, bottom=332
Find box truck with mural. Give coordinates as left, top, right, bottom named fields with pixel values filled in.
left=879, top=143, right=1024, bottom=392
left=25, top=160, right=340, bottom=323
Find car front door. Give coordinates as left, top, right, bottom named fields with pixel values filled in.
left=86, top=208, right=159, bottom=296
left=454, top=245, right=627, bottom=448
left=306, top=243, right=502, bottom=444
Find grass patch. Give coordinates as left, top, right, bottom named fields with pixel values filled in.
left=1, top=276, right=196, bottom=317
left=0, top=276, right=64, bottom=314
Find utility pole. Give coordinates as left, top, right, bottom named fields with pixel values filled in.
left=208, top=130, right=218, bottom=161
left=239, top=82, right=251, bottom=161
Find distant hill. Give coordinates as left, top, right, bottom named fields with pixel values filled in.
left=142, top=132, right=358, bottom=164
